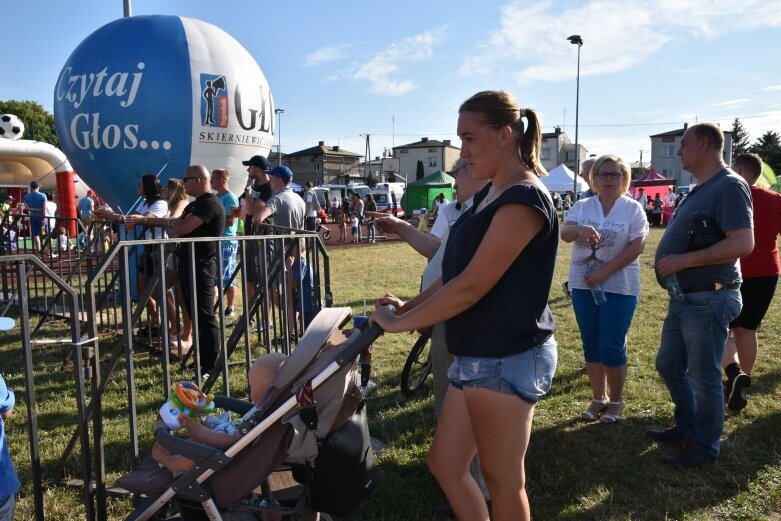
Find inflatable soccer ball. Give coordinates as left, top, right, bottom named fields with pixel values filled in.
left=0, top=114, right=24, bottom=140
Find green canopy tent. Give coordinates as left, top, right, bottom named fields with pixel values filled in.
left=401, top=170, right=455, bottom=214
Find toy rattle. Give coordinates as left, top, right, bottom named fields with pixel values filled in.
left=159, top=381, right=215, bottom=430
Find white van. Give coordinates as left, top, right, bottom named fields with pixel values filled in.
left=371, top=182, right=405, bottom=217
left=322, top=183, right=371, bottom=217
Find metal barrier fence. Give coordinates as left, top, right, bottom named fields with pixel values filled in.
left=0, top=225, right=330, bottom=520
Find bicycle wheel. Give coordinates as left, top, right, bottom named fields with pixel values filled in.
left=401, top=331, right=433, bottom=396
left=322, top=229, right=331, bottom=241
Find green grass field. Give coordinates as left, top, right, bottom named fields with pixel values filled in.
left=3, top=227, right=781, bottom=520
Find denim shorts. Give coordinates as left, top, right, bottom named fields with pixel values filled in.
left=447, top=336, right=557, bottom=404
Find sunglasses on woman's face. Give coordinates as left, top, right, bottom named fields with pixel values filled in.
left=597, top=171, right=622, bottom=180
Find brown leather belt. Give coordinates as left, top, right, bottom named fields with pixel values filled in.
left=681, top=281, right=740, bottom=294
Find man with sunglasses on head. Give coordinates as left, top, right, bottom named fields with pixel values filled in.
left=163, top=165, right=225, bottom=380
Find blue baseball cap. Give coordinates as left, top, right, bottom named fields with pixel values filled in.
left=267, top=166, right=293, bottom=184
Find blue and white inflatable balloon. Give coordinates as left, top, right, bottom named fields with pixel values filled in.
left=54, top=15, right=274, bottom=208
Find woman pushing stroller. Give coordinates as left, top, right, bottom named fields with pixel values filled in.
left=372, top=90, right=558, bottom=521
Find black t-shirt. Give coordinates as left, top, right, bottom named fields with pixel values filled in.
left=442, top=183, right=559, bottom=357
left=179, top=192, right=225, bottom=260
left=244, top=181, right=273, bottom=233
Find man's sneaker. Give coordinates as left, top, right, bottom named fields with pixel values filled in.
left=665, top=442, right=716, bottom=469
left=726, top=372, right=751, bottom=412
left=224, top=307, right=234, bottom=318
left=646, top=425, right=684, bottom=444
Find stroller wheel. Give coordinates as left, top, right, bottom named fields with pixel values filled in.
left=322, top=229, right=331, bottom=241
left=401, top=331, right=432, bottom=396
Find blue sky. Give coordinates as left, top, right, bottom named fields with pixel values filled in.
left=3, top=0, right=781, bottom=171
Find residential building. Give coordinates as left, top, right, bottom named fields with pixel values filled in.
left=351, top=156, right=385, bottom=185
left=540, top=127, right=589, bottom=173
left=650, top=124, right=733, bottom=186
left=283, top=141, right=362, bottom=185
left=392, top=137, right=461, bottom=181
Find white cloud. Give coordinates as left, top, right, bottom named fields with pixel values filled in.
left=712, top=98, right=749, bottom=107
left=304, top=45, right=347, bottom=66
left=461, top=0, right=781, bottom=84
left=341, top=27, right=447, bottom=96
left=760, top=84, right=781, bottom=92
left=727, top=110, right=781, bottom=142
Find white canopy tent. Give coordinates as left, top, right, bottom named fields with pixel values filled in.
left=541, top=164, right=588, bottom=193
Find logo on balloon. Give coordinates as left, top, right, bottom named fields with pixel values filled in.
left=201, top=74, right=227, bottom=128
left=54, top=16, right=274, bottom=209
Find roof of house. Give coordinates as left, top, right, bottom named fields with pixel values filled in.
left=651, top=127, right=732, bottom=138
left=393, top=137, right=459, bottom=150
left=286, top=143, right=361, bottom=158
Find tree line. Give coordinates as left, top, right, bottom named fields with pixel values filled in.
left=731, top=118, right=781, bottom=178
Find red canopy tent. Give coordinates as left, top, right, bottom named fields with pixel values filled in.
left=631, top=168, right=675, bottom=188
left=630, top=169, right=675, bottom=198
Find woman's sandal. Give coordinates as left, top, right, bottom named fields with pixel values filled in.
left=581, top=399, right=608, bottom=421
left=600, top=401, right=624, bottom=424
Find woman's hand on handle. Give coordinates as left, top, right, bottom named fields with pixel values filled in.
left=369, top=305, right=403, bottom=333
left=376, top=293, right=404, bottom=311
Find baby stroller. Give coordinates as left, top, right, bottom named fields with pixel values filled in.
left=117, top=307, right=380, bottom=521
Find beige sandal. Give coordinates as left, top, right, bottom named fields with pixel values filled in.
left=600, top=401, right=624, bottom=424
left=581, top=399, right=608, bottom=421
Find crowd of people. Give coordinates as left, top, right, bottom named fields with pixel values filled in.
left=369, top=91, right=772, bottom=521
left=2, top=88, right=780, bottom=521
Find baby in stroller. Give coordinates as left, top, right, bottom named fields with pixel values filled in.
left=117, top=307, right=380, bottom=521
left=152, top=353, right=287, bottom=474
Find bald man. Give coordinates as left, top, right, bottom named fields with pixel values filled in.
left=166, top=165, right=226, bottom=378
left=580, top=158, right=596, bottom=199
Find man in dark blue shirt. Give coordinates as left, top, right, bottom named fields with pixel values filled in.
left=649, top=123, right=753, bottom=468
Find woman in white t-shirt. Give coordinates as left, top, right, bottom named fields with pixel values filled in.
left=125, top=174, right=169, bottom=335
left=561, top=155, right=649, bottom=424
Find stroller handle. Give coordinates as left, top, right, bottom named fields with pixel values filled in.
left=334, top=317, right=388, bottom=368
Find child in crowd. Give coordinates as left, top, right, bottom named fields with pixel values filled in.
left=57, top=226, right=73, bottom=254
left=0, top=374, right=20, bottom=521
left=152, top=353, right=287, bottom=474
left=338, top=209, right=347, bottom=242
left=290, top=256, right=316, bottom=330
left=417, top=208, right=428, bottom=233
left=350, top=214, right=359, bottom=243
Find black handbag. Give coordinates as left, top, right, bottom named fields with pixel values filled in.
left=304, top=401, right=379, bottom=516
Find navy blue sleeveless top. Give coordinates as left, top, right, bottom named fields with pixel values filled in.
left=442, top=182, right=558, bottom=357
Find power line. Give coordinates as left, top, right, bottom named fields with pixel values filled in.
left=278, top=111, right=781, bottom=151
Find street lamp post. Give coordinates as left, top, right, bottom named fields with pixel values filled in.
left=274, top=108, right=284, bottom=167
left=567, top=35, right=583, bottom=197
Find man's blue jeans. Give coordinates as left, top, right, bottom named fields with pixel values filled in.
left=656, top=289, right=742, bottom=457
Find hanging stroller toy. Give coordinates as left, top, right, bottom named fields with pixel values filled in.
left=159, top=381, right=216, bottom=430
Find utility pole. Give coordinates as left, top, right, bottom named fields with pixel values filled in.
left=638, top=149, right=649, bottom=179
left=274, top=108, right=284, bottom=167
left=363, top=134, right=371, bottom=184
